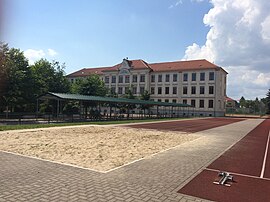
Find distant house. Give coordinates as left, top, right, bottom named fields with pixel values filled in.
left=225, top=96, right=237, bottom=108
left=67, top=58, right=228, bottom=117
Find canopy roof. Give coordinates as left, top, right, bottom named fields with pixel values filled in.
left=38, top=92, right=192, bottom=108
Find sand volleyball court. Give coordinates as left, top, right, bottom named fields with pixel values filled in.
left=0, top=125, right=197, bottom=172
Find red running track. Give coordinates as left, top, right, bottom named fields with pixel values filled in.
left=178, top=119, right=270, bottom=202
left=127, top=118, right=244, bottom=133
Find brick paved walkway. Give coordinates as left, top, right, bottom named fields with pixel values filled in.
left=0, top=119, right=263, bottom=202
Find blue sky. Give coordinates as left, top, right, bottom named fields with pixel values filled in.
left=2, top=0, right=211, bottom=71
left=2, top=0, right=270, bottom=100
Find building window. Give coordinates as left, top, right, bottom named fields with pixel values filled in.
left=70, top=78, right=74, bottom=83
left=119, top=75, right=123, bottom=83
left=209, top=86, right=214, bottom=94
left=191, top=86, right=196, bottom=94
left=157, top=99, right=162, bottom=102
left=125, top=75, right=130, bottom=83
left=191, top=99, right=196, bottom=107
left=209, top=72, right=215, bottom=81
left=183, top=99, right=187, bottom=104
left=165, top=87, right=170, bottom=94
left=173, top=87, right=177, bottom=94
left=151, top=75, right=155, bottom=82
left=158, top=87, right=162, bottom=94
left=111, top=87, right=116, bottom=93
left=209, top=100, right=214, bottom=108
left=173, top=74, right=178, bottom=82
left=165, top=99, right=169, bottom=103
left=158, top=74, right=162, bottom=82
left=132, top=87, right=137, bottom=94
left=192, top=73, right=196, bottom=81
left=151, top=87, right=155, bottom=94
left=105, top=76, right=109, bottom=83
left=200, top=72, right=205, bottom=81
left=200, top=86, right=205, bottom=94
left=140, top=86, right=145, bottom=94
left=183, top=86, right=188, bottom=94
left=118, top=87, right=123, bottom=94
left=132, top=75, right=137, bottom=82
left=112, top=76, right=116, bottom=83
left=166, top=74, right=170, bottom=82
left=124, top=87, right=128, bottom=94
left=172, top=99, right=177, bottom=103
left=183, top=73, right=188, bottom=81
left=199, top=100, right=204, bottom=108
left=140, top=75, right=145, bottom=82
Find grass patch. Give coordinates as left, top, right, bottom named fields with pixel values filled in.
left=0, top=117, right=190, bottom=131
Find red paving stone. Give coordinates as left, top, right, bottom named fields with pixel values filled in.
left=127, top=118, right=244, bottom=133
left=178, top=119, right=270, bottom=202
left=264, top=128, right=270, bottom=178
left=179, top=169, right=270, bottom=202
left=208, top=119, right=270, bottom=177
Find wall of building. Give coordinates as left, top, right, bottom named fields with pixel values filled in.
left=67, top=65, right=227, bottom=117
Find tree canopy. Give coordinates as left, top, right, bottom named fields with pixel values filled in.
left=31, top=59, right=70, bottom=96
left=71, top=74, right=107, bottom=96
left=0, top=43, right=34, bottom=112
left=266, top=89, right=270, bottom=114
left=0, top=42, right=70, bottom=113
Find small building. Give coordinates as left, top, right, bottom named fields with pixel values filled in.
left=225, top=96, right=237, bottom=108
left=67, top=59, right=227, bottom=117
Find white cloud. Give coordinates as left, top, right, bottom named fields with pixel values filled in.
left=169, top=0, right=206, bottom=9
left=261, top=15, right=270, bottom=43
left=191, top=0, right=205, bottom=2
left=169, top=0, right=183, bottom=9
left=24, top=48, right=58, bottom=65
left=183, top=0, right=270, bottom=99
left=24, top=49, right=45, bottom=65
left=48, top=48, right=58, bottom=56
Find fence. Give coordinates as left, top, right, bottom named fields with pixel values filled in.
left=0, top=109, right=193, bottom=125
left=226, top=106, right=267, bottom=117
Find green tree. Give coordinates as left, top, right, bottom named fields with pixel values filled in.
left=1, top=45, right=34, bottom=112
left=0, top=43, right=71, bottom=113
left=266, top=89, right=270, bottom=114
left=70, top=74, right=108, bottom=118
left=140, top=90, right=151, bottom=114
left=254, top=97, right=260, bottom=113
left=120, top=87, right=136, bottom=117
left=239, top=96, right=246, bottom=108
left=31, top=59, right=70, bottom=95
left=140, top=90, right=150, bottom=101
left=30, top=59, right=70, bottom=114
left=72, top=74, right=107, bottom=96
left=0, top=43, right=9, bottom=112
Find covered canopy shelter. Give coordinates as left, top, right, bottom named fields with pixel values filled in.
left=37, top=92, right=193, bottom=122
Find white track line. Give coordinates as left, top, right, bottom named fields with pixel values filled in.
left=260, top=130, right=270, bottom=178
left=205, top=167, right=270, bottom=181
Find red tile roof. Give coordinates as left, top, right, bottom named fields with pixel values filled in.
left=67, top=59, right=226, bottom=77
left=103, top=59, right=151, bottom=71
left=226, top=96, right=235, bottom=102
left=67, top=67, right=109, bottom=77
left=149, top=59, right=219, bottom=72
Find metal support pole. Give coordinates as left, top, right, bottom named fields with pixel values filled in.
left=57, top=99, right=60, bottom=122
left=36, top=99, right=39, bottom=121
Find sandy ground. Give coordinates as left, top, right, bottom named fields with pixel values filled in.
left=0, top=126, right=198, bottom=172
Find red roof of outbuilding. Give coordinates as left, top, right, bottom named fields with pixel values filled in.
left=225, top=97, right=235, bottom=102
